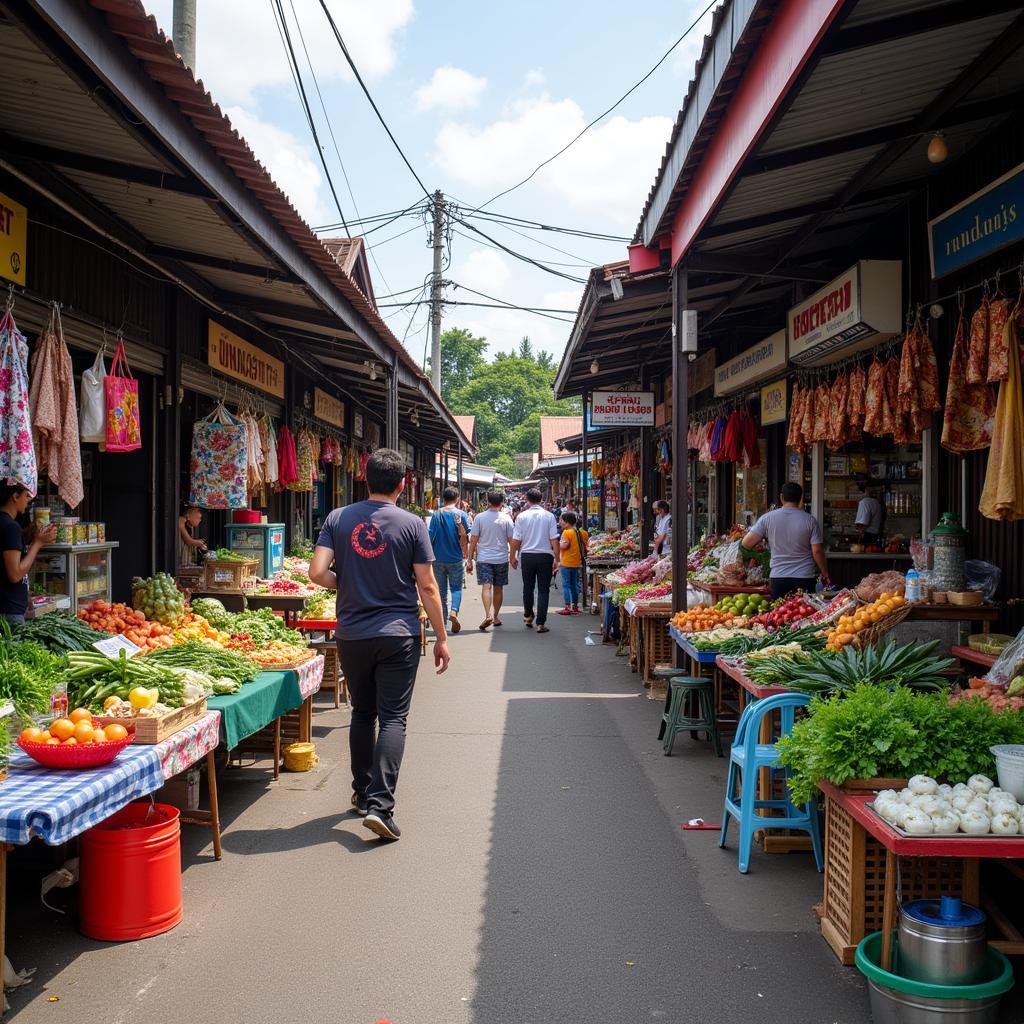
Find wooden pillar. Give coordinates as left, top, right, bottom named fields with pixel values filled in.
left=386, top=352, right=399, bottom=450
left=581, top=392, right=589, bottom=528
left=671, top=270, right=689, bottom=618
left=163, top=291, right=183, bottom=573
left=639, top=365, right=653, bottom=555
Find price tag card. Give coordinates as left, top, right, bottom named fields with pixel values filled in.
left=93, top=635, right=142, bottom=659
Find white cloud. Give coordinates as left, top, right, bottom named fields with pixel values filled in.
left=432, top=96, right=672, bottom=225
left=415, top=66, right=486, bottom=112
left=457, top=249, right=511, bottom=294
left=144, top=0, right=414, bottom=106
left=523, top=69, right=546, bottom=89
left=224, top=107, right=328, bottom=225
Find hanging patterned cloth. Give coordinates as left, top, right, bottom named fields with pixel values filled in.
left=0, top=307, right=36, bottom=493
left=189, top=402, right=248, bottom=509
left=287, top=429, right=314, bottom=492
left=276, top=424, right=298, bottom=488
left=979, top=314, right=1024, bottom=520
left=262, top=415, right=278, bottom=488
left=941, top=309, right=996, bottom=453
left=967, top=295, right=990, bottom=384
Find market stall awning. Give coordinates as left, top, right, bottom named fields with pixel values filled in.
left=0, top=0, right=472, bottom=456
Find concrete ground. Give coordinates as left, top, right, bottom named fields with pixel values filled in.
left=4, top=570, right=1018, bottom=1022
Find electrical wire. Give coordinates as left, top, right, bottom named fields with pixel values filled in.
left=317, top=0, right=432, bottom=200
left=314, top=202, right=427, bottom=232
left=367, top=222, right=425, bottom=249
left=451, top=216, right=588, bottom=284
left=449, top=282, right=577, bottom=317
left=461, top=215, right=602, bottom=266
left=452, top=203, right=630, bottom=242
left=269, top=0, right=351, bottom=234
left=462, top=0, right=717, bottom=214
left=451, top=229, right=593, bottom=269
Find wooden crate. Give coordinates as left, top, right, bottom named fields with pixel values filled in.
left=819, top=793, right=979, bottom=965
left=203, top=558, right=258, bottom=592
left=94, top=698, right=208, bottom=744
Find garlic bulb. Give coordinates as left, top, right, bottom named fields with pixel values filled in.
left=932, top=811, right=960, bottom=835
left=889, top=802, right=910, bottom=827
left=960, top=810, right=991, bottom=835
left=908, top=775, right=938, bottom=796
left=899, top=788, right=917, bottom=804
left=876, top=801, right=900, bottom=825
left=936, top=784, right=954, bottom=800
left=968, top=774, right=994, bottom=795
left=952, top=793, right=975, bottom=813
left=952, top=782, right=971, bottom=796
left=913, top=795, right=943, bottom=816
left=988, top=787, right=1010, bottom=801
left=902, top=808, right=935, bottom=835
left=991, top=812, right=1020, bottom=836
left=876, top=789, right=898, bottom=805
left=988, top=798, right=1019, bottom=820
left=965, top=798, right=990, bottom=817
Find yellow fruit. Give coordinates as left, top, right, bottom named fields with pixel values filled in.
left=129, top=687, right=158, bottom=710
left=103, top=695, right=120, bottom=710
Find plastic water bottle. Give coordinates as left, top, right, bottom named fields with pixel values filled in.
left=905, top=568, right=922, bottom=603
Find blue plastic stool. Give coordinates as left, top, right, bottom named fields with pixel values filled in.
left=719, top=692, right=823, bottom=874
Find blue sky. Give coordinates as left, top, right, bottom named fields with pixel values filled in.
left=145, top=0, right=714, bottom=361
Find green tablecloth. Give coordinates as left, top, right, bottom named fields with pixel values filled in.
left=207, top=670, right=303, bottom=750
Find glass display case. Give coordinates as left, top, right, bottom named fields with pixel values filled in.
left=30, top=542, right=119, bottom=612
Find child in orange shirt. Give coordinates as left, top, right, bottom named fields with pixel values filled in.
left=557, top=511, right=589, bottom=615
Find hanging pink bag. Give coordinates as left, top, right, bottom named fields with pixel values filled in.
left=104, top=337, right=142, bottom=452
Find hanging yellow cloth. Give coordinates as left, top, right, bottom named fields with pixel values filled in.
left=979, top=315, right=1024, bottom=520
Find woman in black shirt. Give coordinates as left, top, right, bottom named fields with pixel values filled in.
left=0, top=483, right=57, bottom=624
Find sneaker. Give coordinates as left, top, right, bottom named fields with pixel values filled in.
left=449, top=610, right=462, bottom=634
left=351, top=792, right=369, bottom=816
left=571, top=607, right=582, bottom=615
left=557, top=607, right=573, bottom=616
left=363, top=812, right=401, bottom=841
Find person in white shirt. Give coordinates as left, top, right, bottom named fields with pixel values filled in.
left=509, top=487, right=560, bottom=632
left=854, top=485, right=884, bottom=543
left=466, top=489, right=515, bottom=631
left=653, top=500, right=672, bottom=556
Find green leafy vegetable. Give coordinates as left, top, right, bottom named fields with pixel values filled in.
left=14, top=613, right=113, bottom=653
left=142, top=642, right=258, bottom=685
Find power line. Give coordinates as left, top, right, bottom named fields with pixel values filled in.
left=461, top=215, right=600, bottom=267
left=462, top=0, right=717, bottom=214
left=317, top=0, right=432, bottom=200
left=314, top=199, right=428, bottom=235
left=453, top=203, right=630, bottom=242
left=449, top=282, right=578, bottom=316
left=451, top=216, right=588, bottom=284
left=269, top=0, right=351, bottom=234
left=451, top=229, right=592, bottom=269
left=378, top=298, right=575, bottom=323
left=367, top=222, right=424, bottom=250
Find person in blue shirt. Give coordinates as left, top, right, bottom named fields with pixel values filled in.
left=429, top=486, right=470, bottom=633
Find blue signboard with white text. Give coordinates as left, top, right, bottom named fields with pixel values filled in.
left=929, top=162, right=1024, bottom=278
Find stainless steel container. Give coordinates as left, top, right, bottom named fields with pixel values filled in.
left=898, top=897, right=987, bottom=986
left=867, top=979, right=1003, bottom=1024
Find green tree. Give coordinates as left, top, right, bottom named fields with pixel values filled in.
left=426, top=327, right=487, bottom=402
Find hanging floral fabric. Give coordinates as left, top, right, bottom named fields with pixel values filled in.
left=987, top=296, right=1011, bottom=384
left=941, top=310, right=995, bottom=453
left=261, top=415, right=278, bottom=488
left=967, top=296, right=990, bottom=385
left=698, top=421, right=714, bottom=463
left=827, top=373, right=849, bottom=450
left=29, top=307, right=83, bottom=508
left=786, top=384, right=803, bottom=451
left=309, top=433, right=321, bottom=483
left=287, top=430, right=313, bottom=492
left=276, top=424, right=298, bottom=488
left=189, top=402, right=248, bottom=509
left=979, top=314, right=1024, bottom=520
left=103, top=337, right=141, bottom=452
left=242, top=411, right=263, bottom=493
left=0, top=308, right=36, bottom=493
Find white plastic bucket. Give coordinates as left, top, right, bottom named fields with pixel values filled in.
left=990, top=745, right=1024, bottom=802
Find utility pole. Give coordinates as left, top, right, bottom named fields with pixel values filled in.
left=429, top=190, right=444, bottom=393
left=172, top=0, right=197, bottom=70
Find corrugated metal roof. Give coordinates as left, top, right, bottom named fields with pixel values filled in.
left=539, top=416, right=583, bottom=458
left=843, top=0, right=962, bottom=27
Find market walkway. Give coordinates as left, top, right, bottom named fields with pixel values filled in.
left=7, top=573, right=872, bottom=1023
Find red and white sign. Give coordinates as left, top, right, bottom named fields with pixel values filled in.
left=591, top=390, right=655, bottom=427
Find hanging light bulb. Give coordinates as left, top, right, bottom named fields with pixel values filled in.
left=590, top=357, right=600, bottom=375
left=927, top=131, right=948, bottom=164
left=369, top=363, right=378, bottom=381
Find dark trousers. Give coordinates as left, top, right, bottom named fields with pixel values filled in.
left=521, top=552, right=554, bottom=625
left=337, top=636, right=420, bottom=816
left=770, top=576, right=817, bottom=601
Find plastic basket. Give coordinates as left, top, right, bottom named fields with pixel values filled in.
left=17, top=736, right=133, bottom=769
left=991, top=745, right=1024, bottom=802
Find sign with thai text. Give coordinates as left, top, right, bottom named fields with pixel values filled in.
left=787, top=261, right=901, bottom=366
left=760, top=379, right=788, bottom=425
left=313, top=387, right=345, bottom=428
left=929, top=162, right=1024, bottom=278
left=0, top=190, right=27, bottom=286
left=207, top=321, right=284, bottom=397
left=714, top=330, right=787, bottom=396
left=591, top=390, right=655, bottom=426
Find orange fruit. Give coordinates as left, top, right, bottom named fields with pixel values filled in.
left=893, top=595, right=906, bottom=607
left=45, top=736, right=61, bottom=745
left=50, top=718, right=75, bottom=741
left=20, top=726, right=45, bottom=744
left=62, top=737, right=78, bottom=745
left=90, top=728, right=108, bottom=745
left=73, top=720, right=97, bottom=744
left=103, top=723, right=129, bottom=742
left=69, top=708, right=93, bottom=724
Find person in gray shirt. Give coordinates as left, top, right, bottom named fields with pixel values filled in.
left=741, top=482, right=830, bottom=600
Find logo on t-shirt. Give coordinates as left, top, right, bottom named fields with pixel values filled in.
left=350, top=521, right=387, bottom=559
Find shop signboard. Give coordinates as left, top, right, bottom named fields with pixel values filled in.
left=313, top=387, right=345, bottom=429
left=714, top=330, right=786, bottom=396
left=787, top=261, right=901, bottom=366
left=207, top=320, right=285, bottom=397
left=353, top=412, right=364, bottom=439
left=760, top=379, right=787, bottom=425
left=688, top=350, right=715, bottom=396
left=591, top=390, right=655, bottom=427
left=928, top=162, right=1024, bottom=278
left=0, top=190, right=27, bottom=286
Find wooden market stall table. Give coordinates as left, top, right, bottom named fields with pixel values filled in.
left=951, top=645, right=996, bottom=672
left=586, top=560, right=627, bottom=614
left=715, top=655, right=789, bottom=707
left=238, top=593, right=308, bottom=628
left=622, top=599, right=673, bottom=687
left=0, top=711, right=224, bottom=1008
left=208, top=656, right=324, bottom=776
left=907, top=602, right=999, bottom=633
left=818, top=781, right=1024, bottom=969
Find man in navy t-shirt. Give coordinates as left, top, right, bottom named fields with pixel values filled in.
left=311, top=448, right=450, bottom=842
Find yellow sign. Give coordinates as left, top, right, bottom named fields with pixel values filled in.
left=760, top=379, right=788, bottom=425
left=207, top=320, right=284, bottom=397
left=0, top=191, right=27, bottom=286
left=313, top=387, right=345, bottom=428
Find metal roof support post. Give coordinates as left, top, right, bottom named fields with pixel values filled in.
left=639, top=364, right=652, bottom=556
left=386, top=352, right=399, bottom=451
left=457, top=448, right=464, bottom=495
left=671, top=270, right=688, bottom=627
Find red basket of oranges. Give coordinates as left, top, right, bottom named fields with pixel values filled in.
left=17, top=710, right=134, bottom=770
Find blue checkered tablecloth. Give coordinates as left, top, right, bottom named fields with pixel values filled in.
left=0, top=745, right=165, bottom=846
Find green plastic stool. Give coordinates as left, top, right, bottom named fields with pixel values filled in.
left=661, top=676, right=722, bottom=757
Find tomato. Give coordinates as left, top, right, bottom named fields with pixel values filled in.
left=20, top=726, right=45, bottom=743
left=62, top=737, right=79, bottom=745
left=69, top=707, right=93, bottom=724
left=45, top=736, right=61, bottom=745
left=103, top=723, right=129, bottom=742
left=73, top=720, right=97, bottom=744
left=90, top=728, right=109, bottom=745
left=50, top=718, right=76, bottom=741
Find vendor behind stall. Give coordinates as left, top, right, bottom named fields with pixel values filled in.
left=1, top=482, right=58, bottom=624
left=178, top=503, right=207, bottom=570
left=741, top=482, right=830, bottom=600
left=854, top=483, right=885, bottom=544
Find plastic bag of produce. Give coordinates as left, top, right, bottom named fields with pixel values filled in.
left=965, top=559, right=1001, bottom=602
left=79, top=346, right=107, bottom=443
left=984, top=625, right=1024, bottom=687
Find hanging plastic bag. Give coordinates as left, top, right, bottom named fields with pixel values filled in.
left=965, top=559, right=1001, bottom=602
left=79, top=346, right=107, bottom=443
left=189, top=402, right=248, bottom=509
left=984, top=625, right=1024, bottom=687
left=103, top=337, right=141, bottom=452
